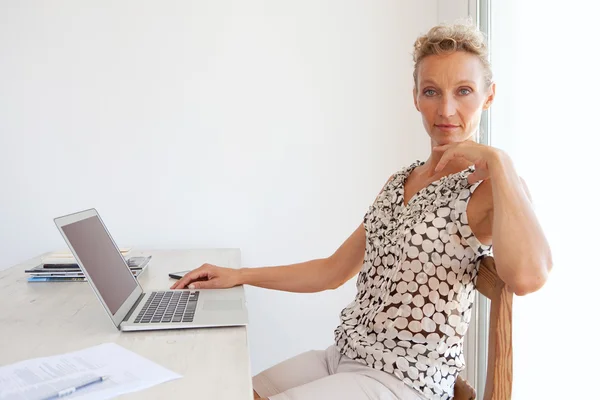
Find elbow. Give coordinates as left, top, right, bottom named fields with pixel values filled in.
left=324, top=256, right=351, bottom=291
left=322, top=259, right=343, bottom=291
left=511, top=257, right=553, bottom=297
left=512, top=281, right=543, bottom=296
left=327, top=273, right=345, bottom=291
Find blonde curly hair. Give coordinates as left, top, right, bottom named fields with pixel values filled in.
left=412, top=21, right=492, bottom=89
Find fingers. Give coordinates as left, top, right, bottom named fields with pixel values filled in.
left=433, top=144, right=451, bottom=152
left=188, top=279, right=218, bottom=290
left=170, top=266, right=210, bottom=289
left=434, top=148, right=455, bottom=172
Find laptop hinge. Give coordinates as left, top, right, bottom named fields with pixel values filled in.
left=122, top=292, right=146, bottom=323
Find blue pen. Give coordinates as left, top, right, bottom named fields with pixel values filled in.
left=42, top=375, right=109, bottom=399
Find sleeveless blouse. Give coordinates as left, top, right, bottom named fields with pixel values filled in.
left=334, top=161, right=493, bottom=400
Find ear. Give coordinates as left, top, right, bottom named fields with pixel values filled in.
left=413, top=87, right=420, bottom=112
left=483, top=82, right=496, bottom=110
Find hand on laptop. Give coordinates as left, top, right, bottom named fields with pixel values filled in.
left=170, top=263, right=240, bottom=290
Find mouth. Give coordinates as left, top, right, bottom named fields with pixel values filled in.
left=435, top=124, right=460, bottom=132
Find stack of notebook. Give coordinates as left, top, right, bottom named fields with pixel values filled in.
left=25, top=248, right=151, bottom=282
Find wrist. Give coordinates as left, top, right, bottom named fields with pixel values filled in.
left=236, top=268, right=248, bottom=286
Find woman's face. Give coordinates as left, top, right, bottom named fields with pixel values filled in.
left=413, top=51, right=495, bottom=146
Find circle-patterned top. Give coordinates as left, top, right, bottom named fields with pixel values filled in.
left=334, top=161, right=492, bottom=400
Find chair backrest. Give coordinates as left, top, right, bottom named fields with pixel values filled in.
left=475, top=256, right=514, bottom=400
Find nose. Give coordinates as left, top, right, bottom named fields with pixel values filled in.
left=438, top=95, right=457, bottom=117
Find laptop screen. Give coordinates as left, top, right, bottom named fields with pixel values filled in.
left=61, top=215, right=137, bottom=314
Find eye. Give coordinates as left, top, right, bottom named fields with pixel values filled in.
left=458, top=88, right=472, bottom=95
left=423, top=89, right=437, bottom=97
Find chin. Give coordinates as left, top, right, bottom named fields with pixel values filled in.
left=430, top=132, right=472, bottom=145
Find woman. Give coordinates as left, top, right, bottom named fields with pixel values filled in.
left=171, top=22, right=551, bottom=400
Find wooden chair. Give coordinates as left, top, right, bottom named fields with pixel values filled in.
left=453, top=256, right=514, bottom=400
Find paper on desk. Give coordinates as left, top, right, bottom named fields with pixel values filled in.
left=0, top=343, right=182, bottom=400
left=42, top=248, right=132, bottom=264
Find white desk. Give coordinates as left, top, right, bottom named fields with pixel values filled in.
left=0, top=249, right=253, bottom=400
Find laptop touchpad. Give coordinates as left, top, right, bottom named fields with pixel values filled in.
left=202, top=299, right=242, bottom=311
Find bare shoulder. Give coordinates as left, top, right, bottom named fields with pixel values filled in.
left=467, top=175, right=532, bottom=246
left=467, top=178, right=494, bottom=245
left=471, top=178, right=494, bottom=208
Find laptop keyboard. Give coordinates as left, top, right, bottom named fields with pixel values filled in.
left=134, top=291, right=198, bottom=324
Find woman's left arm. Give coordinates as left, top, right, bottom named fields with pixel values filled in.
left=486, top=151, right=552, bottom=295
left=435, top=143, right=553, bottom=296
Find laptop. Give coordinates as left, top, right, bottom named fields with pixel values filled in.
left=54, top=208, right=248, bottom=332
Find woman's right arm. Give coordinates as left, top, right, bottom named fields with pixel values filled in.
left=170, top=224, right=366, bottom=293
left=171, top=174, right=394, bottom=293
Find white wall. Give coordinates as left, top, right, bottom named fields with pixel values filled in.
left=0, top=0, right=439, bottom=374
left=491, top=1, right=599, bottom=398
